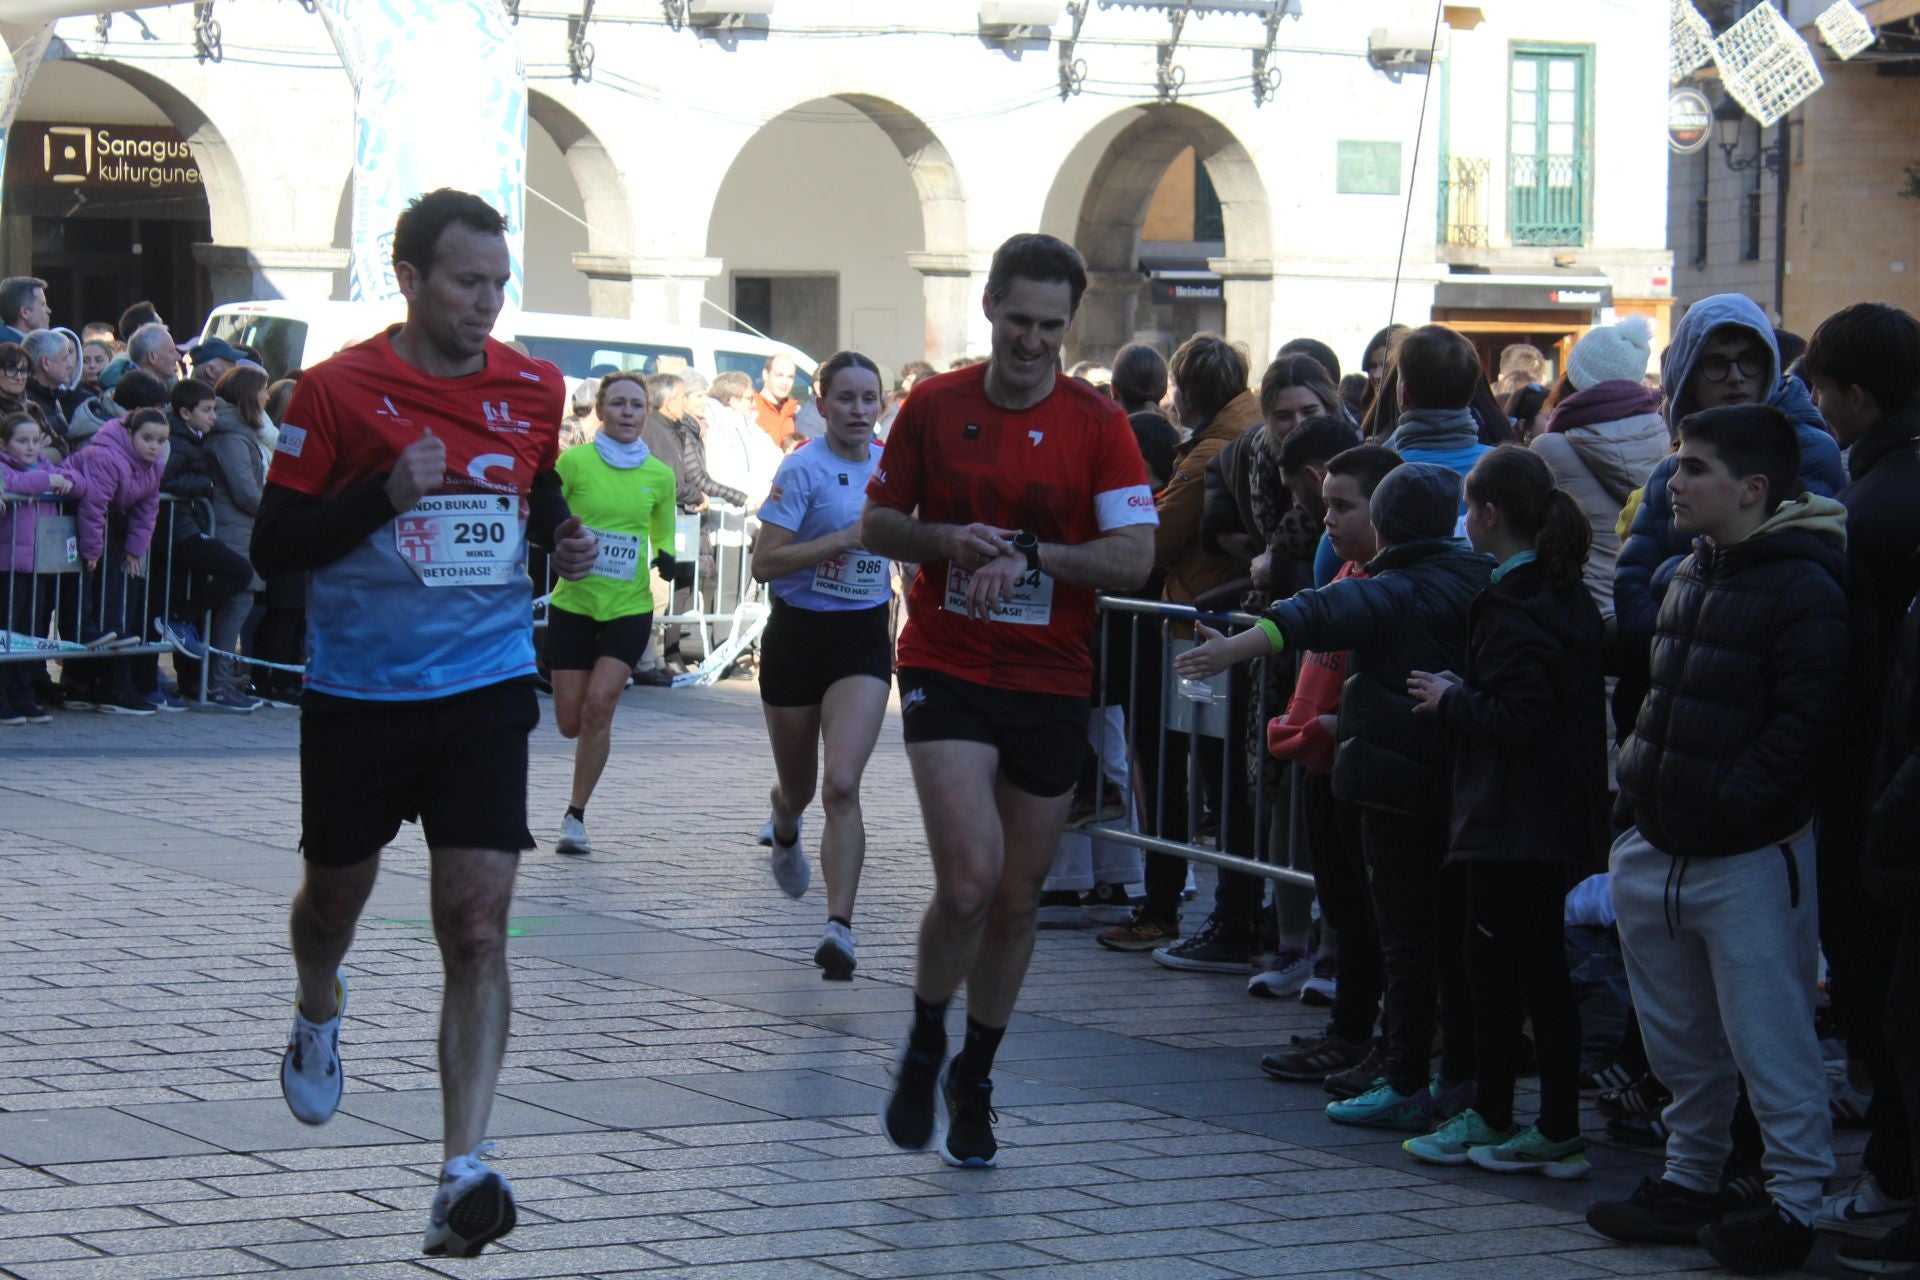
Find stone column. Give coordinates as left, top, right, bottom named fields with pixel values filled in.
left=1069, top=269, right=1147, bottom=366
left=1209, top=257, right=1276, bottom=369
left=193, top=244, right=351, bottom=307
left=572, top=254, right=723, bottom=328
left=907, top=251, right=988, bottom=366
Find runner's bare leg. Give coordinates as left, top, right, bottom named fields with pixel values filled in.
left=554, top=656, right=634, bottom=809
left=431, top=845, right=518, bottom=1160
left=290, top=855, right=380, bottom=1021
left=962, top=775, right=1074, bottom=1025
left=762, top=702, right=822, bottom=843
left=905, top=739, right=1006, bottom=1002
left=817, top=675, right=890, bottom=921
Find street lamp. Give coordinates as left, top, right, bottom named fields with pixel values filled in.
left=1715, top=96, right=1783, bottom=175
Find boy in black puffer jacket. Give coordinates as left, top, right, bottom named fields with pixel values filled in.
left=1175, top=461, right=1493, bottom=1132
left=1587, top=405, right=1848, bottom=1276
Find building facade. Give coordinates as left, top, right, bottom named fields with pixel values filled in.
left=1, top=0, right=1671, bottom=378
left=1667, top=0, right=1920, bottom=339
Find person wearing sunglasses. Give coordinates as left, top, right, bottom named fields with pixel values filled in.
left=0, top=343, right=44, bottom=436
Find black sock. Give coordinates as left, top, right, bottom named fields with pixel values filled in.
left=908, top=994, right=949, bottom=1062
left=565, top=805, right=585, bottom=822
left=950, top=1017, right=1006, bottom=1085
left=828, top=915, right=852, bottom=929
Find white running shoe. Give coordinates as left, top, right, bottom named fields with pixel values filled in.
left=556, top=812, right=590, bottom=856
left=758, top=817, right=775, bottom=846
left=769, top=817, right=809, bottom=898
left=280, top=973, right=345, bottom=1126
left=422, top=1141, right=516, bottom=1257
left=1247, top=946, right=1313, bottom=999
left=1818, top=1171, right=1915, bottom=1238
left=814, top=920, right=856, bottom=980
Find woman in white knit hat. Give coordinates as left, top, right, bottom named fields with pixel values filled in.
left=1529, top=316, right=1671, bottom=617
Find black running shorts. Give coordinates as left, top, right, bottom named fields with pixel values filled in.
left=758, top=598, right=893, bottom=708
left=896, top=666, right=1089, bottom=797
left=546, top=605, right=653, bottom=672
left=299, top=681, right=539, bottom=866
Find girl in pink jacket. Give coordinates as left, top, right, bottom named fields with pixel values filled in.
left=57, top=408, right=168, bottom=714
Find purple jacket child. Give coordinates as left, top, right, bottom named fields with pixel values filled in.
left=63, top=420, right=164, bottom=564
left=1, top=450, right=87, bottom=575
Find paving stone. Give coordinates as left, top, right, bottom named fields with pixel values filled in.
left=0, top=1108, right=222, bottom=1166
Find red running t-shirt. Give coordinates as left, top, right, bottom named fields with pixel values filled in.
left=267, top=329, right=565, bottom=701
left=866, top=363, right=1156, bottom=696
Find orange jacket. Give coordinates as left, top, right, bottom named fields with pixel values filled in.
left=753, top=391, right=799, bottom=450
left=1267, top=560, right=1368, bottom=774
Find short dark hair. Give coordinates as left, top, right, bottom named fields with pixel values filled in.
left=1773, top=328, right=1807, bottom=371
left=1128, top=410, right=1180, bottom=489
left=392, top=188, right=508, bottom=280
left=1803, top=302, right=1920, bottom=415
left=1395, top=325, right=1482, bottom=410
left=1676, top=403, right=1802, bottom=516
left=1324, top=443, right=1403, bottom=499
left=1111, top=342, right=1169, bottom=414
left=985, top=233, right=1088, bottom=315
left=1278, top=337, right=1341, bottom=383
left=0, top=276, right=45, bottom=328
left=117, top=301, right=161, bottom=342
left=814, top=349, right=882, bottom=399
left=112, top=369, right=170, bottom=411
left=169, top=378, right=217, bottom=413
left=125, top=407, right=169, bottom=434
left=896, top=360, right=934, bottom=391
left=1169, top=333, right=1248, bottom=421
left=1258, top=353, right=1341, bottom=425
left=1278, top=414, right=1362, bottom=475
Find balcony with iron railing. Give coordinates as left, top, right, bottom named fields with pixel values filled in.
left=1440, top=154, right=1592, bottom=255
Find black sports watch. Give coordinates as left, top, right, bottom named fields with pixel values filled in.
left=1013, top=530, right=1041, bottom=573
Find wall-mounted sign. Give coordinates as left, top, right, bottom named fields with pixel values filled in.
left=1434, top=279, right=1614, bottom=311
left=1337, top=141, right=1403, bottom=195
left=1150, top=278, right=1224, bottom=305
left=1668, top=88, right=1713, bottom=155
left=2, top=122, right=202, bottom=192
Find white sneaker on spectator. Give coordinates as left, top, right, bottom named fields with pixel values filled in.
left=1247, top=946, right=1313, bottom=998
left=281, top=973, right=345, bottom=1125
left=769, top=816, right=809, bottom=898
left=1818, top=1171, right=1915, bottom=1238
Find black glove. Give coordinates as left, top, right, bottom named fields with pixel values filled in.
left=652, top=551, right=676, bottom=581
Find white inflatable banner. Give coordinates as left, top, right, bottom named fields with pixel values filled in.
left=317, top=0, right=527, bottom=306
left=0, top=24, right=54, bottom=227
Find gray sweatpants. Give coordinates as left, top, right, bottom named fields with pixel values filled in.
left=1611, top=826, right=1833, bottom=1223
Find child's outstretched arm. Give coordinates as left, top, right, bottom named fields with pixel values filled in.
left=1173, top=622, right=1271, bottom=679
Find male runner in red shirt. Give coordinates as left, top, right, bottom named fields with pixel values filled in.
left=254, top=189, right=598, bottom=1258
left=863, top=233, right=1157, bottom=1167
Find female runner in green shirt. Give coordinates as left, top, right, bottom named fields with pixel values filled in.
left=549, top=372, right=678, bottom=855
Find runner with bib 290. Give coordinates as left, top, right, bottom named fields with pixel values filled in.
left=750, top=350, right=894, bottom=980
left=548, top=371, right=677, bottom=857
left=252, top=189, right=599, bottom=1260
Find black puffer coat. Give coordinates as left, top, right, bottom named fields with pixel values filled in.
left=1436, top=559, right=1609, bottom=870
left=1265, top=537, right=1493, bottom=817
left=1618, top=496, right=1851, bottom=859
left=160, top=413, right=218, bottom=542
left=1867, top=584, right=1920, bottom=903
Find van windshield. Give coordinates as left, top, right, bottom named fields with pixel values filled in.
left=520, top=337, right=697, bottom=382
left=205, top=315, right=308, bottom=382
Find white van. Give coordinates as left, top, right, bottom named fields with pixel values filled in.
left=198, top=300, right=816, bottom=394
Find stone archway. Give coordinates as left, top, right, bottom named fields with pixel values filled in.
left=527, top=89, right=638, bottom=317
left=705, top=93, right=969, bottom=367
left=1050, top=104, right=1274, bottom=367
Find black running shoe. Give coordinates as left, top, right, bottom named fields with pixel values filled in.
left=1587, top=1176, right=1732, bottom=1244
left=1262, top=1029, right=1370, bottom=1083
left=880, top=1041, right=943, bottom=1151
left=1324, top=1039, right=1388, bottom=1099
left=1597, top=1073, right=1671, bottom=1121
left=1697, top=1202, right=1815, bottom=1276
left=941, top=1070, right=998, bottom=1168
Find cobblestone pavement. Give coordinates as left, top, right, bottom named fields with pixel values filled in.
left=0, top=680, right=1854, bottom=1278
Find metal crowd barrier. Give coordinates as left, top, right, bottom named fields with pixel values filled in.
left=1, top=494, right=213, bottom=678
left=1087, top=595, right=1314, bottom=889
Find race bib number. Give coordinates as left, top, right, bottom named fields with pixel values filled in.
left=812, top=549, right=890, bottom=602
left=394, top=494, right=524, bottom=587
left=589, top=527, right=641, bottom=582
left=943, top=566, right=1054, bottom=625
